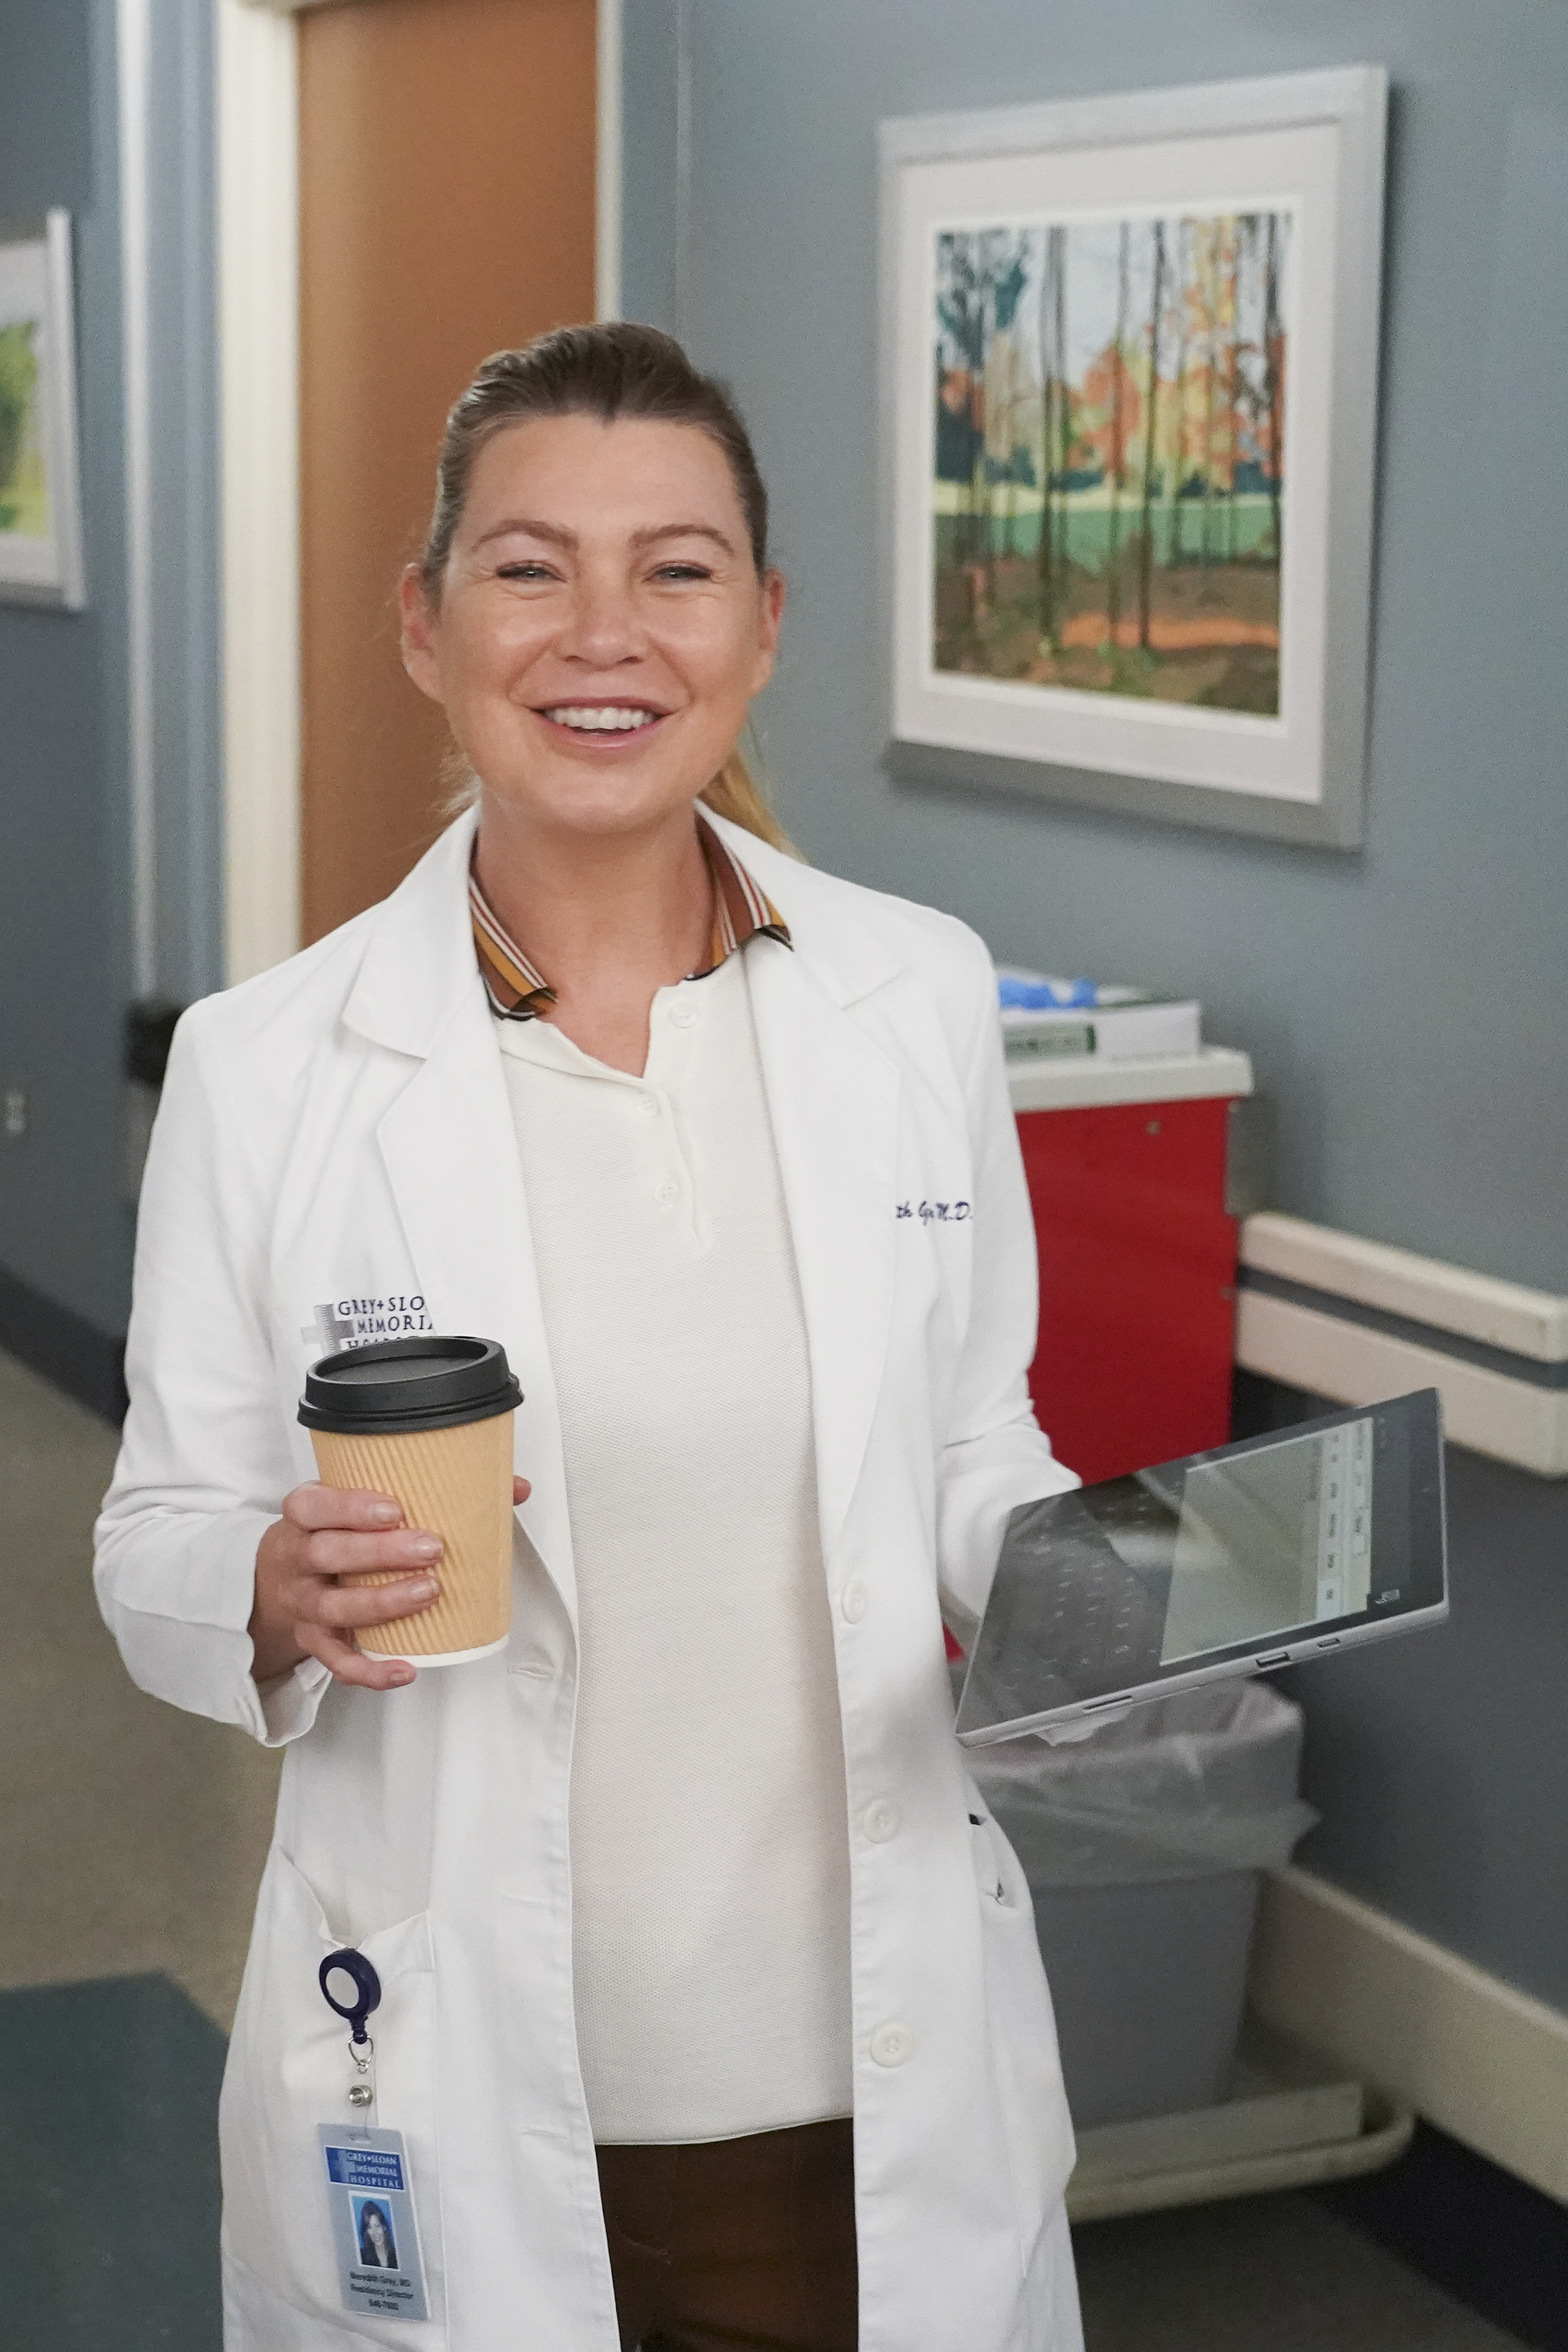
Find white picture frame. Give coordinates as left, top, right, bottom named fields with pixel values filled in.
left=0, top=209, right=86, bottom=611
left=880, top=68, right=1387, bottom=848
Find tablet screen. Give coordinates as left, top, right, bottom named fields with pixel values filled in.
left=1147, top=1410, right=1374, bottom=1664
left=956, top=1390, right=1445, bottom=1741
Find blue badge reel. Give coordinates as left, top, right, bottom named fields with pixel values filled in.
left=317, top=1948, right=430, bottom=2324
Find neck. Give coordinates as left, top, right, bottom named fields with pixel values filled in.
left=473, top=793, right=715, bottom=1076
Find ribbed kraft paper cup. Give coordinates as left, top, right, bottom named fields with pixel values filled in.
left=299, top=1336, right=522, bottom=1668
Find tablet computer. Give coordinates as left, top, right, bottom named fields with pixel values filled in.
left=955, top=1389, right=1447, bottom=1747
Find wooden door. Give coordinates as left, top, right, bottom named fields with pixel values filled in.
left=298, top=0, right=597, bottom=942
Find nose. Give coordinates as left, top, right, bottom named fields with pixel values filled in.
left=559, top=564, right=645, bottom=670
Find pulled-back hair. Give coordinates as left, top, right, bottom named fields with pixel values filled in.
left=420, top=325, right=789, bottom=850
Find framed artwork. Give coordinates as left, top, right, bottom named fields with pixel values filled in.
left=880, top=69, right=1386, bottom=847
left=0, top=210, right=86, bottom=610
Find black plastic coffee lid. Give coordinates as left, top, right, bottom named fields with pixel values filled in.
left=299, top=1335, right=522, bottom=1436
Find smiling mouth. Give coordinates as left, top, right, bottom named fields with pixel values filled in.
left=536, top=703, right=667, bottom=737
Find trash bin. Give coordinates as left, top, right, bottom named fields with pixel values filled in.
left=965, top=1680, right=1316, bottom=2129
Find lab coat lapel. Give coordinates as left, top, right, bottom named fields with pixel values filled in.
left=747, top=938, right=901, bottom=1566
left=374, top=1004, right=575, bottom=1622
left=345, top=817, right=577, bottom=1623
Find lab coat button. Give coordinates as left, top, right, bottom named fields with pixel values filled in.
left=653, top=1178, right=677, bottom=1205
left=870, top=2021, right=914, bottom=2067
left=840, top=1581, right=868, bottom=1624
left=670, top=1000, right=699, bottom=1029
left=637, top=1093, right=659, bottom=1118
left=863, top=1800, right=899, bottom=1843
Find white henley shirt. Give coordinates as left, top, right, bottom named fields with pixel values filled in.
left=495, top=947, right=855, bottom=2143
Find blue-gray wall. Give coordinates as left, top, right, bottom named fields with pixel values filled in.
left=143, top=0, right=224, bottom=1008
left=622, top=0, right=681, bottom=337
left=1242, top=1374, right=1568, bottom=2018
left=0, top=0, right=135, bottom=1377
left=0, top=0, right=220, bottom=1407
left=622, top=4, right=1568, bottom=2024
left=622, top=0, right=1568, bottom=1295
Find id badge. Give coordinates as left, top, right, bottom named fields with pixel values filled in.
left=318, top=2125, right=430, bottom=2323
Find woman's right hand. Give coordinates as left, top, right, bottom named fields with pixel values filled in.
left=249, top=1483, right=444, bottom=1692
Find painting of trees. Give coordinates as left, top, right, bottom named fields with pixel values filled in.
left=1035, top=224, right=1068, bottom=648
left=932, top=206, right=1290, bottom=714
left=1136, top=221, right=1166, bottom=652
left=935, top=227, right=1033, bottom=596
left=0, top=321, right=44, bottom=536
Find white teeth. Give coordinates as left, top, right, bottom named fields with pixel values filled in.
left=543, top=705, right=659, bottom=731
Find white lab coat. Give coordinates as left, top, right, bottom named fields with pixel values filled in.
left=95, top=808, right=1082, bottom=2350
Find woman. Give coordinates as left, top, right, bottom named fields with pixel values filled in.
left=358, top=2201, right=397, bottom=2270
left=96, top=325, right=1083, bottom=2352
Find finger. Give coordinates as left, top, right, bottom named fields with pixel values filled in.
left=299, top=1621, right=417, bottom=1692
left=512, top=1477, right=532, bottom=1504
left=303, top=1528, right=443, bottom=1579
left=286, top=1482, right=405, bottom=1534
left=314, top=1574, right=441, bottom=1632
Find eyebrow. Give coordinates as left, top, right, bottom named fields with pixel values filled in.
left=472, top=517, right=738, bottom=559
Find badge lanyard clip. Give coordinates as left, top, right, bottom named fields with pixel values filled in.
left=320, top=1948, right=383, bottom=2125
left=316, top=1951, right=430, bottom=2320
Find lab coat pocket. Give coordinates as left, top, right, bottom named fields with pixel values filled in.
left=967, top=1802, right=1076, bottom=2267
left=220, top=1842, right=444, bottom=2339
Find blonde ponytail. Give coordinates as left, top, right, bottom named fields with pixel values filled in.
left=700, top=747, right=798, bottom=856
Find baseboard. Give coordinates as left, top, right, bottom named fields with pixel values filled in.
left=0, top=1264, right=127, bottom=1424
left=1251, top=1864, right=1568, bottom=2207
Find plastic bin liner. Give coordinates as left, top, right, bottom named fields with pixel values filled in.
left=964, top=1680, right=1317, bottom=1888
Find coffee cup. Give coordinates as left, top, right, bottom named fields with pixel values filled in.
left=298, top=1335, right=523, bottom=1666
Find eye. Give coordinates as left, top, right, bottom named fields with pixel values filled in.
left=496, top=561, right=558, bottom=583
left=652, top=561, right=713, bottom=583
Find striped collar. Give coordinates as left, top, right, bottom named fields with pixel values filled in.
left=470, top=813, right=792, bottom=1022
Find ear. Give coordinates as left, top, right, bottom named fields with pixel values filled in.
left=748, top=567, right=787, bottom=695
left=399, top=566, right=445, bottom=702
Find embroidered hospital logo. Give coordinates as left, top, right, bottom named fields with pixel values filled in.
left=301, top=1294, right=434, bottom=1358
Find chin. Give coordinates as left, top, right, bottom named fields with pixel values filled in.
left=484, top=767, right=697, bottom=840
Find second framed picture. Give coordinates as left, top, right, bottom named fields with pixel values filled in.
left=880, top=68, right=1386, bottom=846
left=0, top=209, right=85, bottom=612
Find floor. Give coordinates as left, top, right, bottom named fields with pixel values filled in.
left=0, top=1973, right=227, bottom=2350
left=1074, top=2198, right=1526, bottom=2351
left=0, top=1346, right=279, bottom=2027
left=0, top=1345, right=1533, bottom=2350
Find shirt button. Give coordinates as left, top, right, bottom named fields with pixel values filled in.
left=670, top=1000, right=699, bottom=1029
left=840, top=1581, right=868, bottom=1624
left=653, top=1178, right=677, bottom=1205
left=870, top=2021, right=915, bottom=2068
left=637, top=1093, right=659, bottom=1118
left=863, top=1800, right=900, bottom=1843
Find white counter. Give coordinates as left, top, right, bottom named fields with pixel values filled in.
left=1007, top=1044, right=1254, bottom=1115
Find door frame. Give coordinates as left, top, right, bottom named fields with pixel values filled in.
left=219, top=0, right=619, bottom=982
